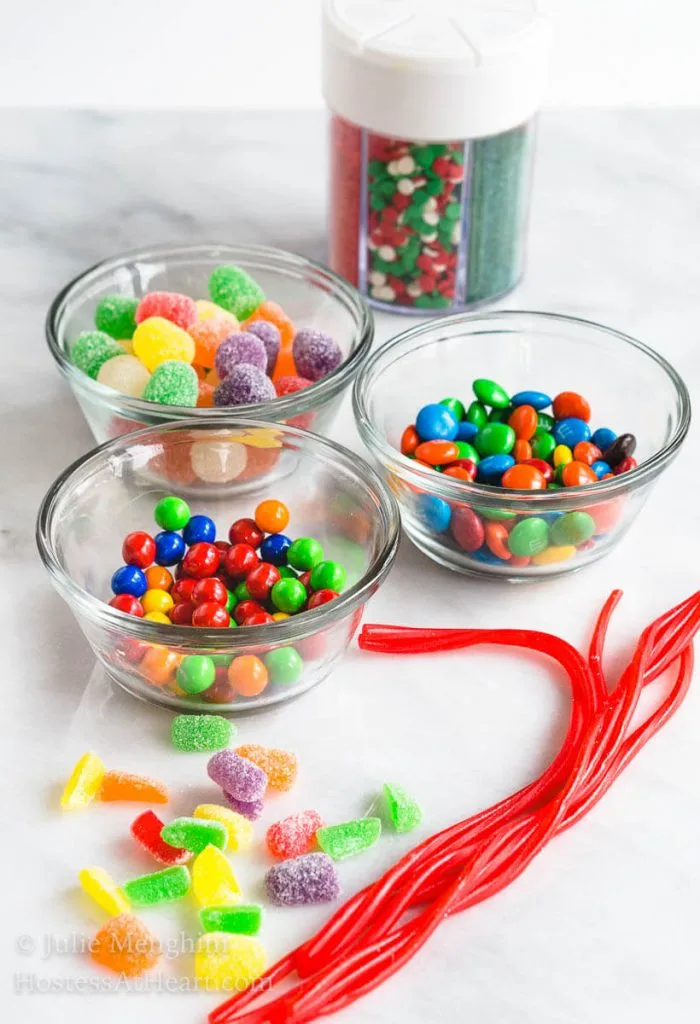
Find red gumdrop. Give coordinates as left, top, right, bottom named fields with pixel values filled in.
left=275, top=376, right=313, bottom=398
left=135, top=291, right=197, bottom=330
left=450, top=506, right=485, bottom=552
left=266, top=810, right=324, bottom=860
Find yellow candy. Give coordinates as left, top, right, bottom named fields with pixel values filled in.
left=195, top=933, right=266, bottom=991
left=553, top=444, right=573, bottom=468
left=144, top=611, right=171, bottom=624
left=532, top=545, right=577, bottom=566
left=195, top=299, right=239, bottom=328
left=192, top=845, right=240, bottom=907
left=60, top=751, right=105, bottom=810
left=271, top=612, right=289, bottom=621
left=132, top=316, right=195, bottom=372
left=141, top=589, right=175, bottom=616
left=193, top=804, right=254, bottom=852
left=79, top=867, right=130, bottom=916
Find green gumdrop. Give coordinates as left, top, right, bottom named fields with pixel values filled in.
left=95, top=295, right=139, bottom=339
left=208, top=264, right=265, bottom=320
left=123, top=865, right=190, bottom=907
left=316, top=818, right=382, bottom=860
left=171, top=714, right=235, bottom=752
left=473, top=378, right=510, bottom=409
left=531, top=430, right=557, bottom=461
left=384, top=783, right=422, bottom=833
left=199, top=904, right=262, bottom=936
left=142, top=360, right=198, bottom=406
left=474, top=423, right=516, bottom=457
left=550, top=511, right=595, bottom=546
left=465, top=401, right=488, bottom=430
left=264, top=647, right=304, bottom=685
left=160, top=817, right=227, bottom=854
left=70, top=331, right=126, bottom=379
left=508, top=517, right=550, bottom=557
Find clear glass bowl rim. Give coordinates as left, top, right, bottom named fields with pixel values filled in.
left=45, top=241, right=374, bottom=421
left=353, top=309, right=692, bottom=505
left=35, top=417, right=401, bottom=650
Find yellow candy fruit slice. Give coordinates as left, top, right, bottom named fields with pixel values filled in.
left=60, top=752, right=106, bottom=810
left=193, top=804, right=254, bottom=852
left=192, top=845, right=241, bottom=907
left=195, top=933, right=266, bottom=991
left=132, top=316, right=195, bottom=372
left=79, top=867, right=130, bottom=916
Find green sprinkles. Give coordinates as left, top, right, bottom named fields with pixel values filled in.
left=316, top=818, right=382, bottom=860
left=170, top=714, right=235, bottom=752
left=383, top=783, right=422, bottom=833
left=94, top=295, right=139, bottom=339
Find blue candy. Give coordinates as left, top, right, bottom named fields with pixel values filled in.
left=260, top=533, right=291, bottom=565
left=469, top=546, right=506, bottom=565
left=456, top=420, right=479, bottom=442
left=591, top=427, right=617, bottom=451
left=183, top=514, right=216, bottom=545
left=553, top=417, right=591, bottom=448
left=417, top=494, right=452, bottom=533
left=591, top=460, right=612, bottom=479
left=477, top=454, right=515, bottom=482
left=415, top=404, right=459, bottom=443
left=154, top=531, right=186, bottom=566
left=510, top=391, right=552, bottom=411
left=111, top=564, right=147, bottom=597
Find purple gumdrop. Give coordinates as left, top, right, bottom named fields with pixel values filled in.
left=292, top=329, right=342, bottom=382
left=246, top=321, right=280, bottom=376
left=214, top=331, right=267, bottom=379
left=223, top=792, right=265, bottom=820
left=265, top=853, right=341, bottom=906
left=207, top=750, right=267, bottom=802
left=214, top=364, right=277, bottom=407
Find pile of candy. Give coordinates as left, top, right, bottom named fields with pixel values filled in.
left=60, top=720, right=422, bottom=990
left=69, top=264, right=343, bottom=408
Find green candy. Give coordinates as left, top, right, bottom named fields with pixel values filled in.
left=208, top=264, right=265, bottom=320
left=316, top=818, right=382, bottom=861
left=154, top=495, right=190, bottom=530
left=225, top=589, right=236, bottom=614
left=176, top=655, right=216, bottom=695
left=123, top=865, right=190, bottom=907
left=465, top=401, right=488, bottom=430
left=160, top=817, right=227, bottom=854
left=531, top=430, right=556, bottom=461
left=537, top=412, right=555, bottom=432
left=142, top=360, right=198, bottom=406
left=211, top=653, right=233, bottom=667
left=70, top=331, right=126, bottom=379
left=171, top=714, right=235, bottom=752
left=234, top=582, right=251, bottom=603
left=94, top=295, right=139, bottom=339
left=309, top=560, right=347, bottom=593
left=473, top=378, right=510, bottom=409
left=455, top=441, right=479, bottom=464
left=199, top=904, right=262, bottom=936
left=474, top=423, right=516, bottom=457
left=440, top=397, right=465, bottom=422
left=508, top=517, right=550, bottom=557
left=488, top=406, right=513, bottom=423
left=474, top=506, right=517, bottom=521
left=265, top=646, right=304, bottom=685
left=271, top=578, right=307, bottom=614
left=550, top=511, right=595, bottom=546
left=384, top=783, right=422, bottom=833
left=277, top=566, right=298, bottom=580
left=287, top=537, right=324, bottom=572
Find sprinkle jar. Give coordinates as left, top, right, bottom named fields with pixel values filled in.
left=323, top=0, right=552, bottom=314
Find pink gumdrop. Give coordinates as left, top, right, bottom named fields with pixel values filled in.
left=135, top=292, right=197, bottom=330
left=266, top=810, right=324, bottom=860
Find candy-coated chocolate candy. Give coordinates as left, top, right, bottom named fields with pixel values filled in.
left=446, top=458, right=478, bottom=479
left=228, top=518, right=264, bottom=548
left=193, top=577, right=228, bottom=606
left=553, top=391, right=591, bottom=423
left=109, top=593, right=145, bottom=617
left=487, top=406, right=512, bottom=423
left=140, top=647, right=180, bottom=686
left=144, top=611, right=170, bottom=624
left=456, top=420, right=479, bottom=442
left=591, top=460, right=612, bottom=479
left=453, top=442, right=479, bottom=464
left=587, top=499, right=622, bottom=534
left=182, top=514, right=216, bottom=545
left=464, top=401, right=488, bottom=430
left=264, top=647, right=304, bottom=685
left=477, top=454, right=514, bottom=481
left=228, top=655, right=269, bottom=697
left=182, top=541, right=220, bottom=578
left=484, top=521, right=511, bottom=560
left=513, top=439, right=532, bottom=463
left=473, top=378, right=510, bottom=409
left=141, top=588, right=174, bottom=616
left=501, top=464, right=547, bottom=490
left=255, top=499, right=289, bottom=534
left=414, top=440, right=459, bottom=465
left=171, top=601, right=194, bottom=626
left=259, top=533, right=291, bottom=566
left=450, top=505, right=484, bottom=552
left=522, top=458, right=554, bottom=483
left=309, top=560, right=347, bottom=593
left=225, top=543, right=261, bottom=580
left=510, top=556, right=531, bottom=568
left=474, top=423, right=516, bottom=457
left=176, top=655, right=216, bottom=694
left=550, top=511, right=595, bottom=546
left=561, top=461, right=598, bottom=487
left=538, top=412, right=555, bottom=432
left=401, top=425, right=419, bottom=456
left=573, top=441, right=602, bottom=466
left=287, top=537, right=324, bottom=571
left=246, top=563, right=281, bottom=601
left=144, top=565, right=173, bottom=591
left=192, top=603, right=231, bottom=628
left=443, top=466, right=473, bottom=481
left=553, top=444, right=573, bottom=467
left=592, top=427, right=617, bottom=451
left=417, top=494, right=451, bottom=533
left=614, top=456, right=637, bottom=475
left=508, top=405, right=537, bottom=441
left=440, top=397, right=465, bottom=421
left=532, top=544, right=577, bottom=566
left=531, top=430, right=556, bottom=461
left=111, top=565, right=148, bottom=598
left=271, top=578, right=307, bottom=614
left=154, top=531, right=186, bottom=566
left=415, top=403, right=459, bottom=442
left=553, top=417, right=591, bottom=448
left=154, top=495, right=191, bottom=532
left=511, top=390, right=552, bottom=410
left=122, top=531, right=156, bottom=569
left=233, top=581, right=251, bottom=602
left=507, top=517, right=550, bottom=557
left=242, top=611, right=274, bottom=626
left=172, top=577, right=197, bottom=603
left=603, top=433, right=636, bottom=467
left=307, top=588, right=339, bottom=609
left=233, top=599, right=266, bottom=625
left=474, top=506, right=517, bottom=521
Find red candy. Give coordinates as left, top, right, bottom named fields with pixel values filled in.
left=130, top=810, right=190, bottom=865
left=171, top=577, right=197, bottom=604
left=266, top=809, right=324, bottom=860
left=242, top=611, right=275, bottom=626
left=613, top=456, right=637, bottom=475
left=109, top=594, right=144, bottom=617
left=401, top=426, right=419, bottom=457
left=122, top=531, right=156, bottom=569
left=275, top=375, right=313, bottom=397
left=450, top=506, right=484, bottom=552
left=233, top=599, right=266, bottom=626
left=228, top=518, right=264, bottom=548
left=308, top=589, right=339, bottom=609
left=246, top=563, right=281, bottom=601
left=134, top=291, right=197, bottom=330
left=191, top=602, right=230, bottom=628
left=192, top=577, right=228, bottom=606
left=182, top=542, right=220, bottom=579
left=224, top=543, right=260, bottom=581
left=170, top=600, right=195, bottom=625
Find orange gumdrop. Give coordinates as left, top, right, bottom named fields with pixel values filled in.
left=189, top=316, right=236, bottom=369
left=508, top=405, right=537, bottom=441
left=243, top=300, right=295, bottom=349
left=91, top=914, right=161, bottom=977
left=140, top=647, right=180, bottom=687
left=272, top=347, right=297, bottom=381
left=401, top=425, right=419, bottom=457
left=561, top=461, right=598, bottom=487
left=501, top=464, right=547, bottom=490
left=552, top=391, right=591, bottom=422
left=144, top=566, right=173, bottom=591
left=235, top=744, right=298, bottom=791
left=513, top=439, right=532, bottom=463
left=197, top=379, right=215, bottom=408
left=99, top=770, right=169, bottom=803
left=485, top=521, right=511, bottom=560
left=228, top=655, right=269, bottom=697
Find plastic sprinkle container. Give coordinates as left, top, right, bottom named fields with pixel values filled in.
left=324, top=0, right=551, bottom=313
left=353, top=312, right=690, bottom=581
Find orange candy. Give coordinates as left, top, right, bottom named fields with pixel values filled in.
left=235, top=744, right=298, bottom=791
left=552, top=391, right=591, bottom=422
left=501, top=464, right=547, bottom=490
left=511, top=555, right=531, bottom=568
left=414, top=440, right=459, bottom=465
left=228, top=655, right=268, bottom=698
left=485, top=522, right=511, bottom=560
left=206, top=367, right=221, bottom=388
left=99, top=770, right=169, bottom=804
left=243, top=300, right=295, bottom=349
left=561, top=461, right=598, bottom=487
left=401, top=425, right=419, bottom=457
left=573, top=441, right=602, bottom=466
left=586, top=499, right=622, bottom=534
left=255, top=499, right=289, bottom=534
left=443, top=466, right=473, bottom=480
left=508, top=405, right=538, bottom=441
left=272, top=347, right=297, bottom=381
left=144, top=565, right=173, bottom=591
left=140, top=646, right=180, bottom=687
left=189, top=316, right=236, bottom=369
left=513, top=439, right=532, bottom=463
left=91, top=914, right=161, bottom=977
left=197, top=379, right=215, bottom=408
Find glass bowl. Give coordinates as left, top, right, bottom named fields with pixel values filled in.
left=46, top=242, right=373, bottom=444
left=36, top=420, right=400, bottom=712
left=353, top=311, right=691, bottom=581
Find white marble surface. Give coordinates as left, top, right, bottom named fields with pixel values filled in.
left=3, top=110, right=700, bottom=1023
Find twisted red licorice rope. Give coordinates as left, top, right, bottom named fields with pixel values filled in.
left=211, top=590, right=700, bottom=1024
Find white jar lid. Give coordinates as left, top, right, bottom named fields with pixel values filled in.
left=322, top=0, right=552, bottom=140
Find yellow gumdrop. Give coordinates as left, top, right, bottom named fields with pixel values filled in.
left=192, top=845, right=240, bottom=907
left=61, top=752, right=105, bottom=810
left=195, top=933, right=266, bottom=991
left=193, top=805, right=254, bottom=852
left=144, top=611, right=171, bottom=624
left=195, top=299, right=239, bottom=328
left=141, top=589, right=175, bottom=615
left=132, top=316, right=195, bottom=372
left=553, top=445, right=573, bottom=468
left=532, top=545, right=577, bottom=566
left=79, top=867, right=130, bottom=916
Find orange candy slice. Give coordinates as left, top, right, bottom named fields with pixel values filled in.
left=100, top=770, right=169, bottom=804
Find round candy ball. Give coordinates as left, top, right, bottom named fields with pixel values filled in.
left=94, top=295, right=139, bottom=339
left=245, top=321, right=281, bottom=376
left=260, top=533, right=291, bottom=566
left=309, top=560, right=347, bottom=593
left=122, top=531, right=156, bottom=569
left=111, top=565, right=148, bottom=598
left=97, top=354, right=151, bottom=398
left=270, top=578, right=307, bottom=614
left=155, top=496, right=191, bottom=531
left=214, top=365, right=276, bottom=407
left=176, top=655, right=216, bottom=694
left=287, top=537, right=323, bottom=571
left=70, top=331, right=126, bottom=379
left=154, top=531, right=187, bottom=566
left=182, top=514, right=216, bottom=545
left=214, top=332, right=268, bottom=379
left=255, top=499, right=289, bottom=534
left=292, top=329, right=342, bottom=382
left=264, top=647, right=304, bottom=686
left=142, top=360, right=198, bottom=407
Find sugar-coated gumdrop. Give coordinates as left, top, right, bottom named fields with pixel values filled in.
left=214, top=332, right=268, bottom=378
left=142, top=360, right=198, bottom=406
left=191, top=439, right=248, bottom=483
left=384, top=783, right=422, bottom=833
left=316, top=818, right=382, bottom=860
left=99, top=770, right=169, bottom=804
left=195, top=932, right=267, bottom=991
left=199, top=904, right=262, bottom=936
left=60, top=751, right=105, bottom=810
left=271, top=347, right=297, bottom=381
left=265, top=852, right=340, bottom=906
left=209, top=265, right=265, bottom=321
left=130, top=810, right=190, bottom=866
left=161, top=816, right=227, bottom=854
left=97, top=354, right=151, bottom=397
left=245, top=321, right=280, bottom=376
left=197, top=378, right=215, bottom=407
left=95, top=295, right=139, bottom=339
left=193, top=804, right=254, bottom=851
left=292, top=329, right=342, bottom=382
left=266, top=810, right=324, bottom=860
left=243, top=300, right=295, bottom=349
left=274, top=375, right=312, bottom=398
left=195, top=299, right=239, bottom=326
left=91, top=914, right=160, bottom=977
left=189, top=317, right=237, bottom=369
left=214, top=364, right=276, bottom=407
left=122, top=865, right=191, bottom=907
left=234, top=744, right=298, bottom=792
left=133, top=317, right=195, bottom=371
left=171, top=714, right=235, bottom=752
left=207, top=750, right=268, bottom=803
left=224, top=792, right=265, bottom=820
left=70, top=331, right=126, bottom=379
left=79, top=866, right=130, bottom=916
left=192, top=844, right=241, bottom=906
left=135, top=291, right=197, bottom=330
